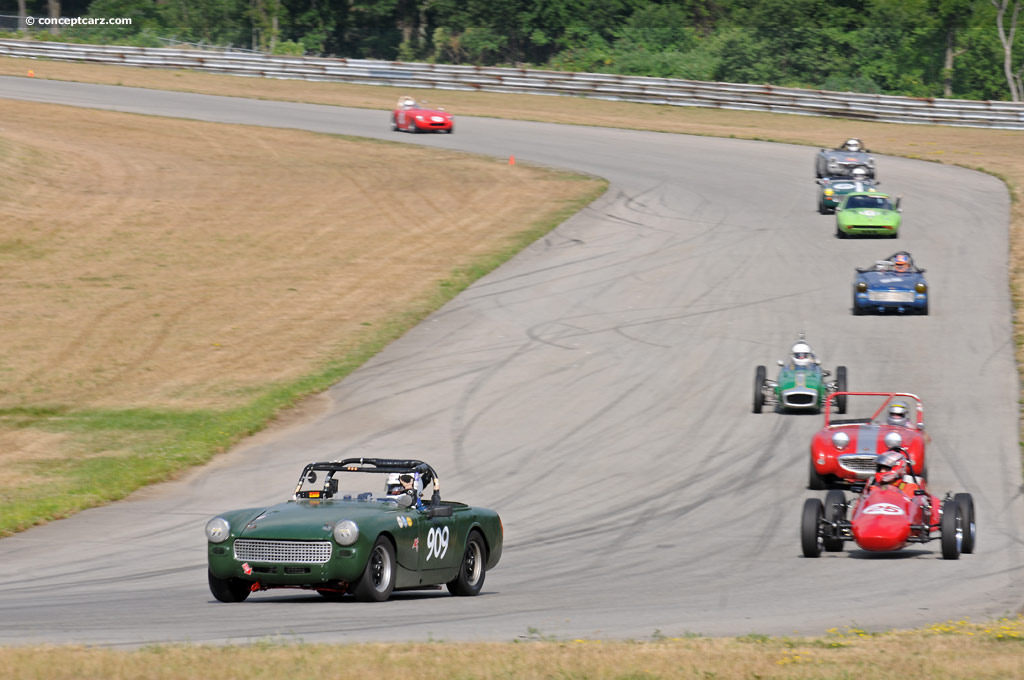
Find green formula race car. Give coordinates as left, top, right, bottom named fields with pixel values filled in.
left=835, top=191, right=902, bottom=239
left=754, top=336, right=847, bottom=414
left=206, top=458, right=503, bottom=602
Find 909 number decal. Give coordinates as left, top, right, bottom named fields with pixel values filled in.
left=426, top=526, right=449, bottom=561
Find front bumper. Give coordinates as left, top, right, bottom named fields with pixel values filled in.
left=854, top=291, right=927, bottom=313
left=208, top=540, right=364, bottom=585
left=780, top=388, right=820, bottom=409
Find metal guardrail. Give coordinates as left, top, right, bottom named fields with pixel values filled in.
left=2, top=39, right=1022, bottom=130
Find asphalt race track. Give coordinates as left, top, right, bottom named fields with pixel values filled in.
left=0, top=76, right=1021, bottom=646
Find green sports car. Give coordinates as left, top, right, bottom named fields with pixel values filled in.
left=835, top=192, right=902, bottom=239
left=206, top=458, right=503, bottom=602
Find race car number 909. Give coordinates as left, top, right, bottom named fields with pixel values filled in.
left=427, top=526, right=449, bottom=560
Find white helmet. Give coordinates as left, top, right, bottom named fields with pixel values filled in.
left=386, top=472, right=421, bottom=497
left=887, top=402, right=909, bottom=426
left=791, top=341, right=814, bottom=367
left=843, top=138, right=862, bottom=152
left=851, top=167, right=868, bottom=180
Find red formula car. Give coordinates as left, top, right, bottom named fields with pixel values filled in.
left=801, top=458, right=976, bottom=560
left=392, top=96, right=454, bottom=133
left=809, top=392, right=928, bottom=490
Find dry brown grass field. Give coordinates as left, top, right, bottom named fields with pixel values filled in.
left=0, top=94, right=604, bottom=530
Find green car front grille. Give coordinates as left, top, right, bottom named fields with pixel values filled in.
left=234, top=539, right=333, bottom=564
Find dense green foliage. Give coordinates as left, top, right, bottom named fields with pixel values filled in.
left=11, top=0, right=1024, bottom=100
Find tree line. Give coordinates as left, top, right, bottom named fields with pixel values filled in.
left=8, top=0, right=1024, bottom=101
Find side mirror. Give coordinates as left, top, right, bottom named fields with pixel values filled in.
left=777, top=359, right=784, bottom=366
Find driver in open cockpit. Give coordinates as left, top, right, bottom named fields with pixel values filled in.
left=385, top=472, right=425, bottom=509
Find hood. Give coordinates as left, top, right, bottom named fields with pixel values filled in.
left=236, top=499, right=403, bottom=541
left=778, top=366, right=823, bottom=391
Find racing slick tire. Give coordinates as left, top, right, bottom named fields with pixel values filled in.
left=822, top=490, right=846, bottom=552
left=808, top=459, right=827, bottom=491
left=447, top=530, right=487, bottom=596
left=353, top=536, right=397, bottom=601
left=753, top=365, right=766, bottom=414
left=391, top=116, right=398, bottom=131
left=801, top=499, right=824, bottom=558
left=836, top=225, right=846, bottom=239
left=407, top=119, right=419, bottom=133
left=835, top=367, right=848, bottom=414
left=208, top=569, right=251, bottom=603
left=940, top=499, right=963, bottom=560
left=954, top=493, right=976, bottom=554
left=445, top=125, right=454, bottom=134
left=817, top=198, right=828, bottom=215
left=852, top=298, right=864, bottom=316
left=919, top=300, right=929, bottom=316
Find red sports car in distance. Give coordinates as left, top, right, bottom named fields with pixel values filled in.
left=392, top=96, right=454, bottom=133
left=808, top=392, right=928, bottom=490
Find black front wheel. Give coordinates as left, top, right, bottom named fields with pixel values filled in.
left=208, top=570, right=251, bottom=603
left=954, top=493, right=976, bottom=554
left=801, top=499, right=824, bottom=558
left=447, top=530, right=487, bottom=596
left=808, top=458, right=827, bottom=491
left=353, top=537, right=397, bottom=601
left=753, top=365, right=766, bottom=414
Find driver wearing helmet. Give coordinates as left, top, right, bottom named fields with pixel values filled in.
left=874, top=448, right=921, bottom=496
left=385, top=472, right=424, bottom=509
left=790, top=341, right=815, bottom=368
left=887, top=402, right=910, bottom=427
left=398, top=96, right=417, bottom=110
left=841, top=138, right=863, bottom=152
left=851, top=167, right=868, bottom=181
left=891, top=253, right=911, bottom=273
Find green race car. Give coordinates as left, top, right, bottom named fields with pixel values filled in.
left=835, top=191, right=902, bottom=239
left=753, top=336, right=847, bottom=414
left=206, top=458, right=503, bottom=602
left=816, top=175, right=879, bottom=214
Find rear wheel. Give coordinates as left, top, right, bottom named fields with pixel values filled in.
left=801, top=499, right=824, bottom=557
left=822, top=490, right=846, bottom=552
left=353, top=537, right=396, bottom=601
left=954, top=493, right=976, bottom=554
left=447, top=530, right=487, bottom=596
left=208, top=570, right=251, bottom=603
left=753, top=366, right=766, bottom=414
left=835, top=366, right=848, bottom=414
left=940, top=499, right=962, bottom=560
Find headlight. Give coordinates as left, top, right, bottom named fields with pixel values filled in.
left=415, top=115, right=424, bottom=120
left=206, top=517, right=230, bottom=543
left=333, top=520, right=359, bottom=546
left=857, top=282, right=867, bottom=292
left=824, top=189, right=834, bottom=197
left=832, top=432, right=850, bottom=451
left=915, top=282, right=927, bottom=293
left=828, top=161, right=838, bottom=172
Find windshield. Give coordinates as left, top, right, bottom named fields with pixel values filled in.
left=829, top=394, right=920, bottom=428
left=293, top=464, right=432, bottom=504
left=845, top=195, right=892, bottom=210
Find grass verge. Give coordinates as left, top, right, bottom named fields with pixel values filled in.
left=1, top=618, right=1022, bottom=679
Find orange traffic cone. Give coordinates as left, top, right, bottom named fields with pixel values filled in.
left=27, top=69, right=35, bottom=78
left=509, top=155, right=516, bottom=165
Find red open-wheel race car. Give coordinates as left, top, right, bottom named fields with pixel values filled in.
left=801, top=455, right=976, bottom=560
